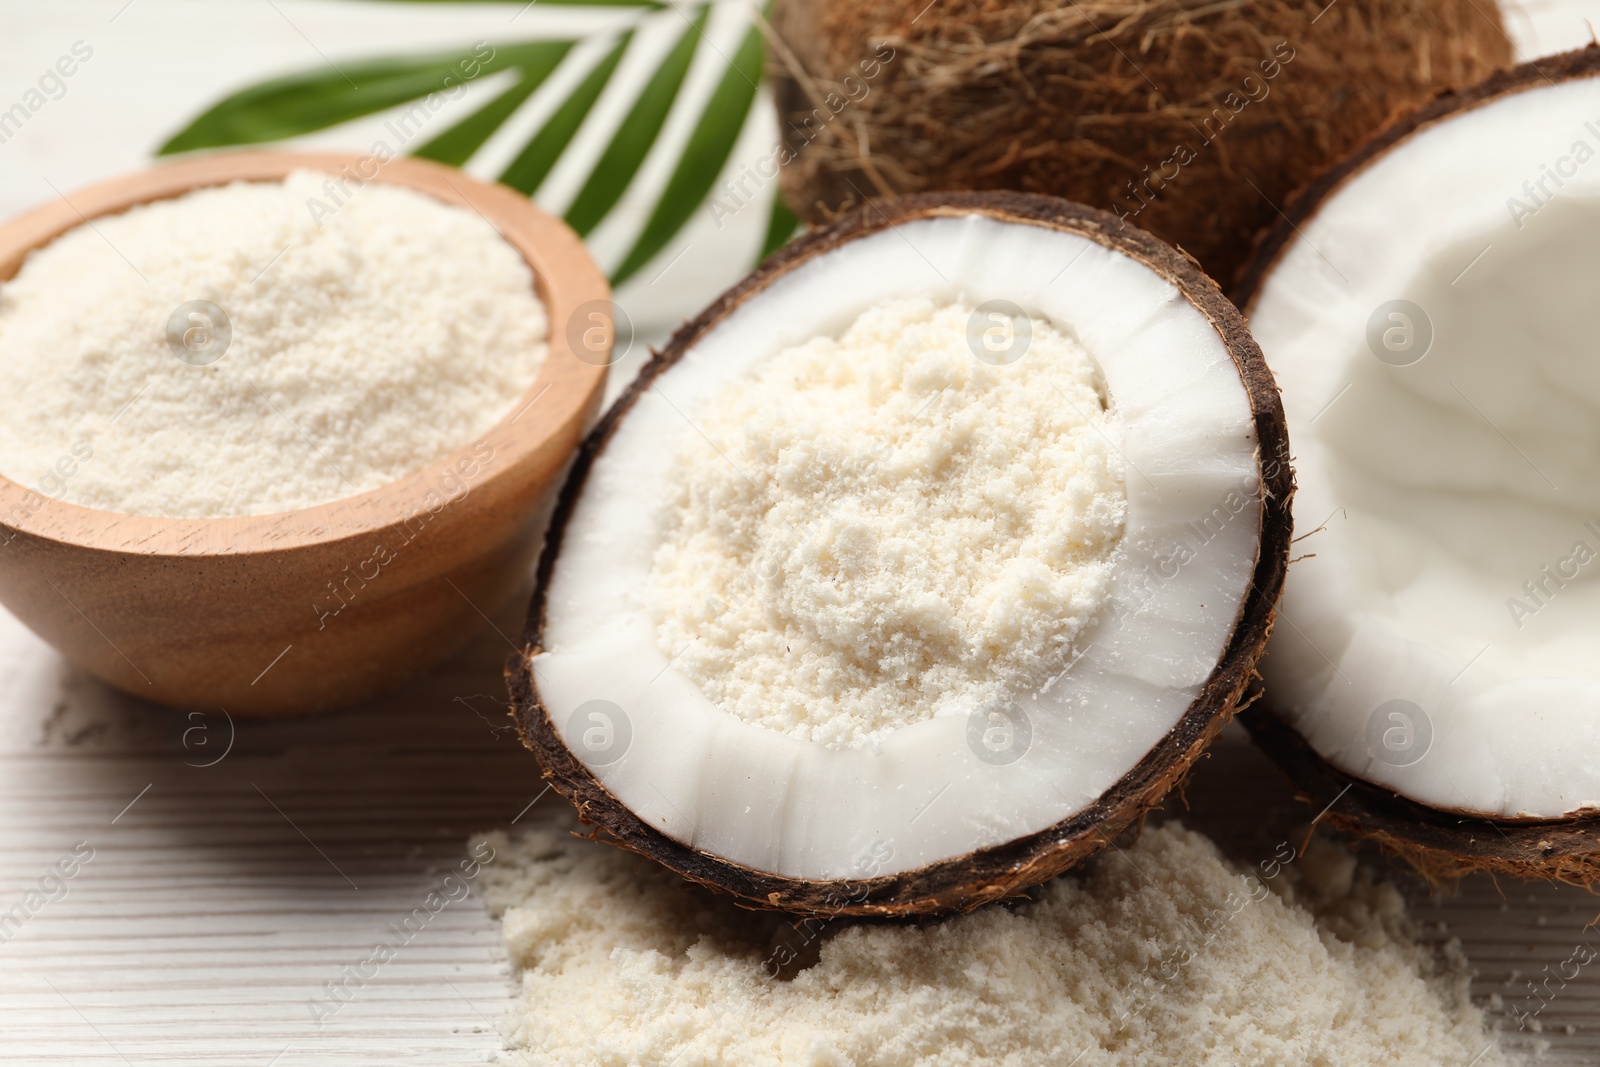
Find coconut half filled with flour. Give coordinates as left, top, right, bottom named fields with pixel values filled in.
left=1239, top=49, right=1600, bottom=882
left=511, top=193, right=1291, bottom=916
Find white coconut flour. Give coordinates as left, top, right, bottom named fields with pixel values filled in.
left=648, top=297, right=1126, bottom=747
left=479, top=817, right=1502, bottom=1067
left=0, top=170, right=547, bottom=518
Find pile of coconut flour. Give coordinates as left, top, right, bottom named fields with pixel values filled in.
left=648, top=297, right=1127, bottom=747
left=0, top=170, right=546, bottom=517
left=478, top=816, right=1501, bottom=1066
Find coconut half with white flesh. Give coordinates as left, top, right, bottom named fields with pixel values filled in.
left=1238, top=48, right=1600, bottom=883
left=510, top=192, right=1291, bottom=917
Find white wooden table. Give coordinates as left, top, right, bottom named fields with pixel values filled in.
left=6, top=615, right=1600, bottom=1065
left=4, top=2, right=1600, bottom=1063
left=0, top=602, right=537, bottom=1065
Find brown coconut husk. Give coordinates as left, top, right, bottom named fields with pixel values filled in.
left=770, top=0, right=1511, bottom=286
left=1244, top=707, right=1600, bottom=890
left=1236, top=44, right=1600, bottom=309
left=509, top=192, right=1295, bottom=919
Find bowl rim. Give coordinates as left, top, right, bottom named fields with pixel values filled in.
left=0, top=150, right=610, bottom=557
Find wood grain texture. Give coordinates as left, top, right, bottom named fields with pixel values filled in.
left=0, top=600, right=540, bottom=1066
left=0, top=152, right=610, bottom=715
left=0, top=597, right=1592, bottom=1064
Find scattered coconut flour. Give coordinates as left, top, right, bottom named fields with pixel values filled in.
left=647, top=296, right=1126, bottom=747
left=0, top=170, right=547, bottom=518
left=478, top=816, right=1503, bottom=1067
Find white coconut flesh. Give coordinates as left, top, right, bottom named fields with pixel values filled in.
left=533, top=213, right=1263, bottom=879
left=1250, top=75, right=1600, bottom=820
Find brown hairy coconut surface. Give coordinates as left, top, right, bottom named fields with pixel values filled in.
left=1244, top=707, right=1600, bottom=890
left=769, top=0, right=1511, bottom=286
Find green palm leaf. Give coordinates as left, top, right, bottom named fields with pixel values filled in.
left=499, top=33, right=632, bottom=196
left=563, top=9, right=706, bottom=236
left=760, top=195, right=799, bottom=261
left=381, top=0, right=665, bottom=5
left=412, top=43, right=571, bottom=166
left=156, top=3, right=805, bottom=283
left=611, top=21, right=765, bottom=285
left=158, top=41, right=558, bottom=154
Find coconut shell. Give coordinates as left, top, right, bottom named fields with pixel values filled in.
left=1243, top=707, right=1600, bottom=888
left=508, top=192, right=1295, bottom=918
left=1233, top=48, right=1600, bottom=888
left=1236, top=44, right=1600, bottom=309
left=769, top=0, right=1511, bottom=288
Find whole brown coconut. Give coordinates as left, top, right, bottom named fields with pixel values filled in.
left=769, top=0, right=1511, bottom=285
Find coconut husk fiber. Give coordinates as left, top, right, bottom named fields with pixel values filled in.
left=770, top=0, right=1511, bottom=286
left=1243, top=706, right=1600, bottom=891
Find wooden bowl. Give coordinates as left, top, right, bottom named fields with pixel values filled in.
left=0, top=152, right=610, bottom=714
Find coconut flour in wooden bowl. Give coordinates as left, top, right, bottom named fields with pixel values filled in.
left=0, top=169, right=547, bottom=518
left=0, top=152, right=608, bottom=712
